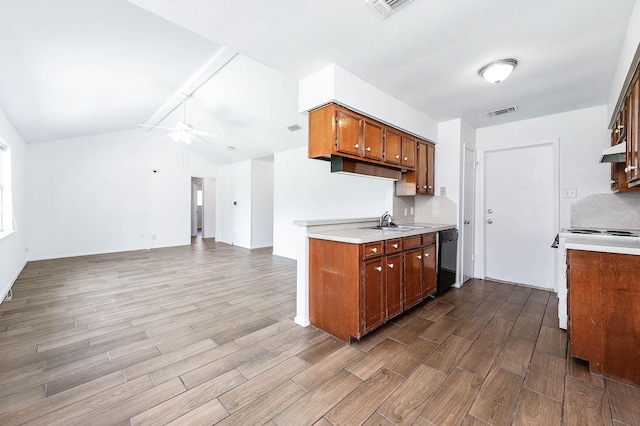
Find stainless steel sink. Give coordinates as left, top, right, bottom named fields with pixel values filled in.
left=368, top=225, right=429, bottom=231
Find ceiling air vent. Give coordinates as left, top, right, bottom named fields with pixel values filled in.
left=287, top=124, right=302, bottom=132
left=365, top=0, right=415, bottom=18
left=486, top=105, right=519, bottom=117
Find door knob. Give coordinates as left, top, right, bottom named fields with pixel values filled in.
left=487, top=219, right=493, bottom=224
left=464, top=220, right=470, bottom=224
left=487, top=209, right=493, bottom=214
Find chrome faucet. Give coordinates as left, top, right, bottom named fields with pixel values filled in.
left=379, top=211, right=393, bottom=227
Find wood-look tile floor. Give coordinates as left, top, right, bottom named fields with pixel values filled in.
left=1, top=238, right=639, bottom=425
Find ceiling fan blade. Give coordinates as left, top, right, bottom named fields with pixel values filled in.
left=191, top=130, right=221, bottom=138
left=139, top=124, right=179, bottom=132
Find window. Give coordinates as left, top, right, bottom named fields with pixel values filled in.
left=0, top=138, right=13, bottom=235
left=196, top=189, right=203, bottom=207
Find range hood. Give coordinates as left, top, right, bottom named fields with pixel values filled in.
left=331, top=156, right=401, bottom=180
left=600, top=142, right=626, bottom=163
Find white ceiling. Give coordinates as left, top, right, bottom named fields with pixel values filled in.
left=0, top=0, right=636, bottom=164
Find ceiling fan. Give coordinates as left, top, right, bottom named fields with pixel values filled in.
left=139, top=95, right=220, bottom=144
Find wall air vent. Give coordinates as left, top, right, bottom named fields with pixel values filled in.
left=486, top=105, right=519, bottom=117
left=365, top=0, right=415, bottom=18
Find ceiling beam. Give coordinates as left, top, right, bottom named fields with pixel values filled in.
left=142, top=46, right=238, bottom=128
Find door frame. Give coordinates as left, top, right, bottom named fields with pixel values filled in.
left=478, top=139, right=560, bottom=290
left=461, top=144, right=476, bottom=283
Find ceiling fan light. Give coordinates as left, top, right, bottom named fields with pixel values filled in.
left=479, top=59, right=518, bottom=84
left=182, top=133, right=192, bottom=144
left=170, top=132, right=181, bottom=142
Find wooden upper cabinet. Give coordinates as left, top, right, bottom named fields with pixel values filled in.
left=415, top=141, right=435, bottom=195
left=308, top=103, right=419, bottom=172
left=384, top=128, right=402, bottom=166
left=335, top=109, right=362, bottom=157
left=627, top=78, right=640, bottom=187
left=362, top=119, right=384, bottom=161
left=401, top=136, right=417, bottom=168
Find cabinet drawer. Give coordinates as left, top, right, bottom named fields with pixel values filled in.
left=385, top=239, right=403, bottom=254
left=422, top=233, right=436, bottom=246
left=403, top=235, right=422, bottom=250
left=363, top=242, right=384, bottom=258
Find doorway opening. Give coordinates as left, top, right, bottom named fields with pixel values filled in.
left=191, top=177, right=217, bottom=244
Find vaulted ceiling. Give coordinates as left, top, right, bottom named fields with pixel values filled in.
left=0, top=0, right=635, bottom=164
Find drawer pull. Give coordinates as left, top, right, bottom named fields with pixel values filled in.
left=395, top=154, right=400, bottom=159
left=355, top=143, right=359, bottom=149
left=375, top=266, right=382, bottom=272
left=404, top=157, right=408, bottom=161
left=424, top=253, right=429, bottom=257
left=417, top=255, right=422, bottom=260
left=388, top=264, right=394, bottom=269
left=366, top=147, right=371, bottom=152
left=372, top=248, right=377, bottom=253
left=393, top=244, right=399, bottom=249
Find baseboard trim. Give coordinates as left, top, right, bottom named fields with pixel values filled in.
left=0, top=258, right=27, bottom=306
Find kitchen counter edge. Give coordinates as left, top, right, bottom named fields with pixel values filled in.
left=307, top=223, right=456, bottom=244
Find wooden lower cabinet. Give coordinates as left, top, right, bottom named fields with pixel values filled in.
left=309, top=233, right=437, bottom=342
left=363, top=258, right=385, bottom=333
left=385, top=253, right=403, bottom=320
left=567, top=249, right=640, bottom=386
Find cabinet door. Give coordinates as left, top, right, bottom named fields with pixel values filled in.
left=422, top=244, right=436, bottom=297
left=384, top=128, right=402, bottom=166
left=385, top=253, right=403, bottom=319
left=363, top=259, right=385, bottom=332
left=404, top=248, right=423, bottom=308
left=627, top=78, right=640, bottom=186
left=426, top=143, right=435, bottom=195
left=362, top=119, right=384, bottom=161
left=335, top=109, right=362, bottom=157
left=401, top=136, right=416, bottom=168
left=416, top=142, right=428, bottom=194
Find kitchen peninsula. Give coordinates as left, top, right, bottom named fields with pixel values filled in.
left=294, top=218, right=455, bottom=342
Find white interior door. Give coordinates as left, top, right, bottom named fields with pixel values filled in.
left=462, top=147, right=475, bottom=282
left=190, top=181, right=198, bottom=237
left=484, top=144, right=555, bottom=289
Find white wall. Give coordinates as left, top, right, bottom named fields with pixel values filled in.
left=273, top=146, right=394, bottom=259
left=0, top=108, right=27, bottom=301
left=475, top=105, right=611, bottom=277
left=203, top=177, right=216, bottom=238
left=299, top=64, right=438, bottom=141
left=251, top=157, right=274, bottom=249
left=608, top=0, right=640, bottom=122
left=25, top=129, right=219, bottom=260
left=218, top=160, right=252, bottom=248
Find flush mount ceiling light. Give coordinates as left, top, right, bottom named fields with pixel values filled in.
left=478, top=59, right=518, bottom=84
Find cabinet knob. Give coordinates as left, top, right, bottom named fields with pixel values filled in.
left=395, top=155, right=400, bottom=159
left=423, top=185, right=427, bottom=189
left=372, top=247, right=377, bottom=253
left=417, top=255, right=422, bottom=260
left=424, top=253, right=429, bottom=257
left=388, top=264, right=394, bottom=269
left=355, top=143, right=359, bottom=149
left=375, top=266, right=382, bottom=272
left=428, top=186, right=432, bottom=189
left=611, top=180, right=616, bottom=184
left=404, top=157, right=408, bottom=161
left=366, top=147, right=371, bottom=152
left=393, top=243, right=398, bottom=248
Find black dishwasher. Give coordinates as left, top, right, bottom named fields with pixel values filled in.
left=437, top=229, right=458, bottom=293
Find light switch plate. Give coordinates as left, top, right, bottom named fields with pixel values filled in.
left=440, top=187, right=446, bottom=195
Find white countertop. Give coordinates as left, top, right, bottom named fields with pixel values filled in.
left=560, top=232, right=640, bottom=256
left=308, top=223, right=456, bottom=244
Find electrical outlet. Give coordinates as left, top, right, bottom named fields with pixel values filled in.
left=563, top=188, right=577, bottom=198
left=440, top=187, right=446, bottom=196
